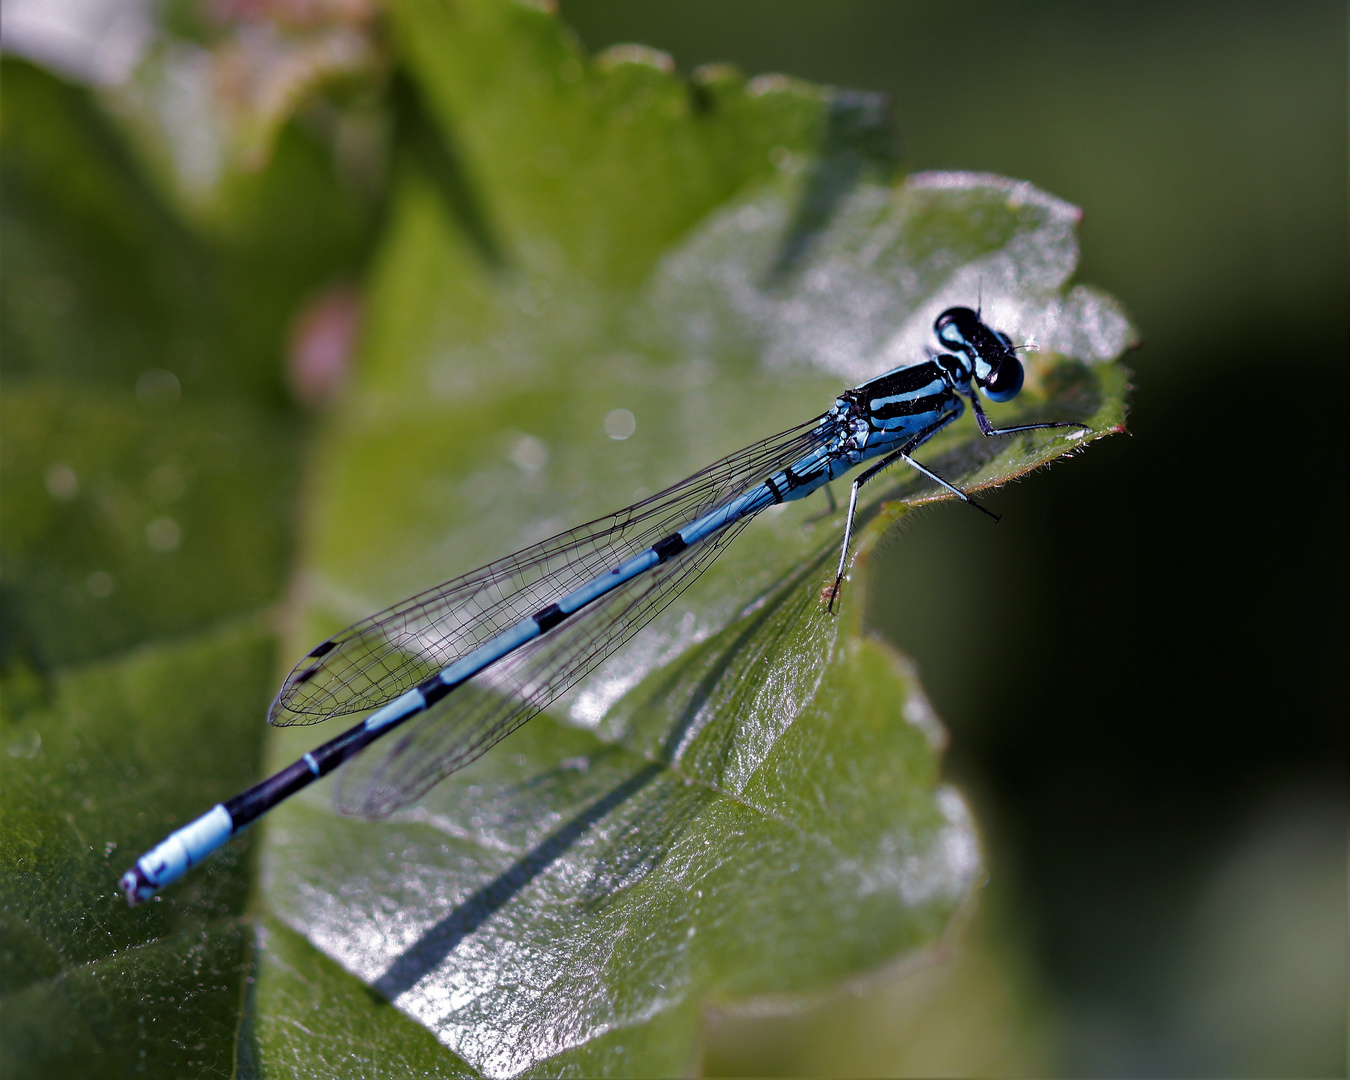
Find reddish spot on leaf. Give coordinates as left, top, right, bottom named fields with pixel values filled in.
left=286, top=284, right=361, bottom=407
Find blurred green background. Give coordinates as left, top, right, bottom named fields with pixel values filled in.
left=2, top=0, right=1345, bottom=1076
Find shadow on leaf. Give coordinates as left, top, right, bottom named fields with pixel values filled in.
left=372, top=760, right=663, bottom=999
left=765, top=89, right=901, bottom=286
left=369, top=551, right=835, bottom=995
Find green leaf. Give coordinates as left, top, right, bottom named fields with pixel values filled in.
left=265, top=575, right=977, bottom=1077
left=3, top=0, right=1132, bottom=1073
left=0, top=57, right=359, bottom=1080
left=248, top=0, right=1132, bottom=1075
left=0, top=58, right=373, bottom=403
left=0, top=620, right=273, bottom=1077
left=97, top=20, right=384, bottom=239
left=237, top=913, right=476, bottom=1079
left=0, top=384, right=298, bottom=667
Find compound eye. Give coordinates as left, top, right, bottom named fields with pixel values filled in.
left=982, top=359, right=1024, bottom=402
left=934, top=307, right=977, bottom=350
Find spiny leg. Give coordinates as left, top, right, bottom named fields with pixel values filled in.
left=898, top=451, right=1000, bottom=521
left=828, top=424, right=996, bottom=612
left=828, top=481, right=862, bottom=611
left=969, top=394, right=1089, bottom=438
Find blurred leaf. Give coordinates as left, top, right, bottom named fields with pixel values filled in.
left=0, top=384, right=297, bottom=668
left=0, top=52, right=361, bottom=1080
left=249, top=0, right=1131, bottom=1075
left=702, top=901, right=1062, bottom=1076
left=95, top=2, right=386, bottom=236
left=1, top=57, right=375, bottom=402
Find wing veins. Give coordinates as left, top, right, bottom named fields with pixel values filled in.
left=335, top=512, right=758, bottom=817
left=270, top=417, right=830, bottom=726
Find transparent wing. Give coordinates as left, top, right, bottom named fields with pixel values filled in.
left=270, top=416, right=831, bottom=726
left=334, top=514, right=755, bottom=817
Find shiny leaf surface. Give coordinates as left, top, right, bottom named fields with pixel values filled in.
left=251, top=1, right=1131, bottom=1075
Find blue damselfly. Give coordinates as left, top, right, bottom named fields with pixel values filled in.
left=122, top=306, right=1084, bottom=904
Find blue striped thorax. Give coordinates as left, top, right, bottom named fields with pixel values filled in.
left=844, top=360, right=957, bottom=426
left=833, top=305, right=1034, bottom=462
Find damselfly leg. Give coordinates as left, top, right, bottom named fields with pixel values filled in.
left=826, top=396, right=1089, bottom=610
left=967, top=393, right=1090, bottom=440
left=827, top=412, right=990, bottom=610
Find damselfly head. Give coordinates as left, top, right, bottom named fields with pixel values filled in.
left=934, top=306, right=1025, bottom=403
